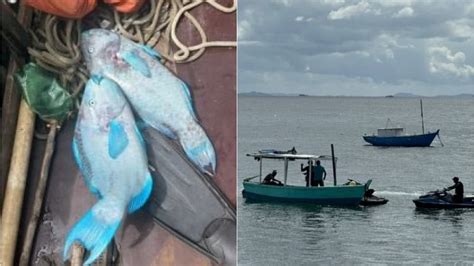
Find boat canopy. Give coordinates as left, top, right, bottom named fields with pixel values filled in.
left=246, top=148, right=338, bottom=186
left=246, top=153, right=336, bottom=161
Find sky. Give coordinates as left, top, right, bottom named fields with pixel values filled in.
left=238, top=0, right=474, bottom=96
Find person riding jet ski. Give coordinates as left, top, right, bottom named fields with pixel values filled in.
left=446, top=176, right=464, bottom=203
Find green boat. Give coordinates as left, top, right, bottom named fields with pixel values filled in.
left=242, top=151, right=371, bottom=206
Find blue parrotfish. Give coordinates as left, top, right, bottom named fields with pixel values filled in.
left=64, top=76, right=153, bottom=265
left=80, top=29, right=217, bottom=176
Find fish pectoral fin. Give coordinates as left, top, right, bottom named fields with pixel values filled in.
left=179, top=81, right=197, bottom=120
left=128, top=172, right=153, bottom=213
left=120, top=50, right=151, bottom=77
left=108, top=119, right=129, bottom=159
left=64, top=203, right=121, bottom=265
left=140, top=44, right=162, bottom=60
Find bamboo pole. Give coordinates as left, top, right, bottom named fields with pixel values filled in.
left=0, top=0, right=32, bottom=213
left=70, top=243, right=84, bottom=266
left=0, top=100, right=36, bottom=266
left=18, top=122, right=58, bottom=265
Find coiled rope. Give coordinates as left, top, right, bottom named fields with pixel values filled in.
left=27, top=0, right=236, bottom=101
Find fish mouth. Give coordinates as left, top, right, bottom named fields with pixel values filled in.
left=202, top=164, right=216, bottom=177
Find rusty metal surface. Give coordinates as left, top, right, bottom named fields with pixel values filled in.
left=175, top=2, right=236, bottom=207
left=15, top=1, right=236, bottom=265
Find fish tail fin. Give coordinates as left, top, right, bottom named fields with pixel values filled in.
left=180, top=127, right=217, bottom=176
left=64, top=201, right=122, bottom=265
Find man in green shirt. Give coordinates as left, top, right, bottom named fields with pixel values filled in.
left=311, top=160, right=326, bottom=187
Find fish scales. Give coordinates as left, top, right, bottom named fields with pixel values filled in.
left=64, top=77, right=153, bottom=265
left=81, top=29, right=217, bottom=175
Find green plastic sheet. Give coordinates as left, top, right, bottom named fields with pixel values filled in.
left=15, top=63, right=73, bottom=123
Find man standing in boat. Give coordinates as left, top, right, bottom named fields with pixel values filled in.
left=446, top=177, right=464, bottom=203
left=300, top=161, right=311, bottom=187
left=311, top=160, right=327, bottom=187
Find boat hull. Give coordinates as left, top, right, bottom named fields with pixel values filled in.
left=360, top=196, right=388, bottom=206
left=363, top=130, right=439, bottom=147
left=413, top=197, right=474, bottom=209
left=242, top=182, right=368, bottom=206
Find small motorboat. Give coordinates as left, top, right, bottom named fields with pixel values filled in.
left=360, top=189, right=388, bottom=206
left=413, top=189, right=474, bottom=209
left=242, top=150, right=371, bottom=206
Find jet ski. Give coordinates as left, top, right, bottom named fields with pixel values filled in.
left=344, top=180, right=388, bottom=206
left=413, top=189, right=474, bottom=209
left=360, top=189, right=388, bottom=206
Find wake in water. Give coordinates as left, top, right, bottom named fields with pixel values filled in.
left=375, top=191, right=423, bottom=197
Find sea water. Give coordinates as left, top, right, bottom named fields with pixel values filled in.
left=238, top=96, right=474, bottom=265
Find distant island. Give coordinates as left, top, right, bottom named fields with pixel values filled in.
left=238, top=91, right=272, bottom=97
left=393, top=92, right=418, bottom=97
left=238, top=91, right=302, bottom=97
left=238, top=91, right=474, bottom=98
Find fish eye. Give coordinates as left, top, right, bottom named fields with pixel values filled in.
left=88, top=47, right=94, bottom=53
left=89, top=99, right=96, bottom=106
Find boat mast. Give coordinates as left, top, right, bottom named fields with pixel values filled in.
left=259, top=156, right=262, bottom=183
left=420, top=99, right=425, bottom=134
left=331, top=144, right=337, bottom=186
left=283, top=158, right=288, bottom=186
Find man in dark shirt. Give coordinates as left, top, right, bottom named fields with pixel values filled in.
left=262, top=170, right=283, bottom=186
left=446, top=176, right=464, bottom=203
left=300, top=161, right=311, bottom=187
left=311, top=160, right=327, bottom=187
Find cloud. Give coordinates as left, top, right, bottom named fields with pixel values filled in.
left=295, top=16, right=314, bottom=22
left=373, top=0, right=414, bottom=8
left=238, top=0, right=474, bottom=95
left=239, top=69, right=473, bottom=96
left=428, top=46, right=474, bottom=78
left=320, top=0, right=345, bottom=6
left=446, top=19, right=474, bottom=40
left=328, top=1, right=380, bottom=20
left=466, top=2, right=474, bottom=15
left=393, top=7, right=414, bottom=18
left=237, top=19, right=251, bottom=39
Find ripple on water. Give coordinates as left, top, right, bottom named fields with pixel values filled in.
left=238, top=97, right=474, bottom=265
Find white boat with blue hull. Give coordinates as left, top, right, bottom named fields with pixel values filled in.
left=363, top=100, right=442, bottom=147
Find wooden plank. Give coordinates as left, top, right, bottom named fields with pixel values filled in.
left=0, top=0, right=32, bottom=213
left=0, top=100, right=36, bottom=265
left=0, top=2, right=34, bottom=264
